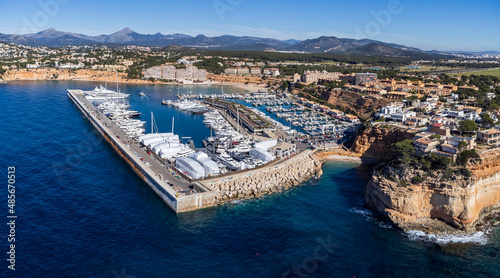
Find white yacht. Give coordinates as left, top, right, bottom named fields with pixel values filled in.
left=172, top=147, right=196, bottom=158
left=231, top=143, right=252, bottom=153
left=217, top=152, right=242, bottom=171
left=173, top=100, right=205, bottom=111
left=84, top=86, right=129, bottom=104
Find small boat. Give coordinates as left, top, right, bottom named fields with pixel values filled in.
left=191, top=108, right=209, bottom=114
left=139, top=92, right=146, bottom=96
left=161, top=99, right=170, bottom=105
left=128, top=111, right=142, bottom=118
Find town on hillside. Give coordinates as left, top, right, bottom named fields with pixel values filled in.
left=1, top=41, right=500, bottom=159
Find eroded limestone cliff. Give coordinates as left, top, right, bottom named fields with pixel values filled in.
left=350, top=126, right=415, bottom=160
left=1, top=68, right=152, bottom=84
left=365, top=148, right=500, bottom=234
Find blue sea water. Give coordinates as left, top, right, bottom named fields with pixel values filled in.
left=0, top=81, right=499, bottom=277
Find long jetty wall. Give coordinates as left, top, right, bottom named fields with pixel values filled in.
left=68, top=90, right=217, bottom=213
left=200, top=150, right=323, bottom=203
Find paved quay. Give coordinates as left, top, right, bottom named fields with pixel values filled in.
left=68, top=89, right=217, bottom=212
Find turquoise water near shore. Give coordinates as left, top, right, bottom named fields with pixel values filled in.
left=0, top=81, right=498, bottom=277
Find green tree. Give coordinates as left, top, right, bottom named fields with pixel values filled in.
left=480, top=113, right=496, bottom=127
left=430, top=134, right=441, bottom=140
left=411, top=176, right=424, bottom=184
left=458, top=140, right=468, bottom=151
left=126, top=64, right=142, bottom=79
left=458, top=120, right=479, bottom=135
left=408, top=95, right=419, bottom=101
left=456, top=149, right=480, bottom=166
left=280, top=80, right=290, bottom=90
left=488, top=102, right=499, bottom=112
left=295, top=82, right=305, bottom=89
left=391, top=139, right=415, bottom=158
left=429, top=153, right=452, bottom=169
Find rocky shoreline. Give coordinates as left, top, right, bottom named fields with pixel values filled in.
left=365, top=171, right=500, bottom=235
left=202, top=141, right=499, bottom=236
left=0, top=68, right=264, bottom=92
left=347, top=126, right=500, bottom=235
left=362, top=142, right=500, bottom=235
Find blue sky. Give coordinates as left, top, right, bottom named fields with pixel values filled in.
left=0, top=0, right=499, bottom=52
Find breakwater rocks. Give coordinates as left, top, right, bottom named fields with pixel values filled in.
left=201, top=150, right=323, bottom=203
left=365, top=149, right=500, bottom=234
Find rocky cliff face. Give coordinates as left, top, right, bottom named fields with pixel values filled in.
left=1, top=68, right=151, bottom=84
left=350, top=126, right=415, bottom=160
left=365, top=148, right=500, bottom=234
left=320, top=89, right=389, bottom=119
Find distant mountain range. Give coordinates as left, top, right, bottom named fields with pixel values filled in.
left=0, top=27, right=467, bottom=58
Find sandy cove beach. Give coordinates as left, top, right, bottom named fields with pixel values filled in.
left=219, top=81, right=267, bottom=92
left=314, top=148, right=367, bottom=163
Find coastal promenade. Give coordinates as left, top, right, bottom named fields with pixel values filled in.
left=68, top=89, right=217, bottom=212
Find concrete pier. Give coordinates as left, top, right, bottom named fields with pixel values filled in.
left=68, top=89, right=217, bottom=213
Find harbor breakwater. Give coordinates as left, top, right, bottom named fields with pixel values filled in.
left=201, top=150, right=323, bottom=203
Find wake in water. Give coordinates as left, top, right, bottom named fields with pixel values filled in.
left=350, top=207, right=495, bottom=245
left=349, top=207, right=393, bottom=229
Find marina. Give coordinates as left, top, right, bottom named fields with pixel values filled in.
left=181, top=92, right=358, bottom=137
left=67, top=85, right=321, bottom=213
